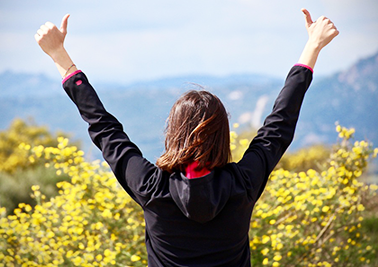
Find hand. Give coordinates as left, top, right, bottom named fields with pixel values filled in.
left=34, top=14, right=70, bottom=59
left=297, top=9, right=339, bottom=70
left=35, top=14, right=77, bottom=78
left=302, top=8, right=339, bottom=50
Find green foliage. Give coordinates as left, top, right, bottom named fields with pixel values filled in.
left=230, top=123, right=330, bottom=172
left=0, top=125, right=377, bottom=266
left=1, top=137, right=146, bottom=266
left=0, top=119, right=74, bottom=214
left=229, top=123, right=256, bottom=162
left=232, top=125, right=378, bottom=266
left=0, top=118, right=59, bottom=173
left=0, top=165, right=69, bottom=215
left=276, top=145, right=330, bottom=172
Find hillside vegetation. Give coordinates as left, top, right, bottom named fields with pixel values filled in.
left=0, top=122, right=377, bottom=266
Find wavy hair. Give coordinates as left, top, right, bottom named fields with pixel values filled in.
left=156, top=90, right=230, bottom=173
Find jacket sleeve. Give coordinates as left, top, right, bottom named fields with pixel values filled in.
left=62, top=71, right=159, bottom=206
left=237, top=65, right=313, bottom=201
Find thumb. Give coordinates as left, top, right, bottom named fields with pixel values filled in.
left=60, top=14, right=70, bottom=35
left=301, top=8, right=313, bottom=29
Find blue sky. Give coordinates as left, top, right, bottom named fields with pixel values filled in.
left=1, top=0, right=377, bottom=84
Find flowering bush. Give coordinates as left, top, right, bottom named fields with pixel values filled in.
left=0, top=119, right=73, bottom=214
left=0, top=137, right=146, bottom=267
left=276, top=145, right=330, bottom=172
left=0, top=118, right=70, bottom=174
left=231, top=124, right=378, bottom=266
left=0, top=126, right=377, bottom=266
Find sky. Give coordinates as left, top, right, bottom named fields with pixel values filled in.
left=1, top=0, right=378, bottom=84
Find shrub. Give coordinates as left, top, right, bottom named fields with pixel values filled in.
left=0, top=119, right=73, bottom=214
left=0, top=118, right=67, bottom=174
left=234, top=125, right=378, bottom=266
left=0, top=126, right=377, bottom=266
left=0, top=137, right=146, bottom=266
left=276, top=145, right=330, bottom=172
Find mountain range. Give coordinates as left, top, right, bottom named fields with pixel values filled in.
left=0, top=51, right=377, bottom=164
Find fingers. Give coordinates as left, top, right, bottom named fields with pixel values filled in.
left=34, top=33, right=41, bottom=42
left=330, top=22, right=339, bottom=38
left=301, top=9, right=339, bottom=36
left=35, top=15, right=69, bottom=56
left=36, top=28, right=44, bottom=37
left=34, top=23, right=54, bottom=46
left=301, top=8, right=313, bottom=28
left=60, top=14, right=70, bottom=35
left=35, top=14, right=69, bottom=39
left=35, top=22, right=56, bottom=36
left=318, top=16, right=339, bottom=35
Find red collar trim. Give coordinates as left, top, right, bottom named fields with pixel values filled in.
left=185, top=161, right=211, bottom=179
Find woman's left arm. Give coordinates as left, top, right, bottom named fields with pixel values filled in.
left=62, top=70, right=157, bottom=206
left=35, top=15, right=159, bottom=207
left=34, top=14, right=77, bottom=79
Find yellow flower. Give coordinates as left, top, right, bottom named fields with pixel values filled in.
left=261, top=248, right=269, bottom=255
left=276, top=243, right=283, bottom=250
left=273, top=254, right=282, bottom=261
left=2, top=127, right=376, bottom=267
left=322, top=206, right=330, bottom=213
left=131, top=255, right=141, bottom=262
left=262, top=235, right=270, bottom=244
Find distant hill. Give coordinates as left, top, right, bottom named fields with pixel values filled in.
left=0, top=71, right=63, bottom=97
left=0, top=51, right=377, bottom=163
left=296, top=51, right=378, bottom=148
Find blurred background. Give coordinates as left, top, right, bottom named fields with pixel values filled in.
left=1, top=2, right=378, bottom=265
left=1, top=0, right=377, bottom=163
left=1, top=0, right=377, bottom=82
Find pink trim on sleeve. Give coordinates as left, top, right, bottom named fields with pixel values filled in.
left=294, top=63, right=313, bottom=73
left=62, top=70, right=82, bottom=84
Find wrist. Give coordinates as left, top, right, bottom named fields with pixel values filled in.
left=50, top=46, right=68, bottom=64
left=50, top=47, right=76, bottom=78
left=297, top=40, right=322, bottom=70
left=305, top=39, right=322, bottom=53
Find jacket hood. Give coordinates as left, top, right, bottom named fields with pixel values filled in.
left=169, top=170, right=232, bottom=223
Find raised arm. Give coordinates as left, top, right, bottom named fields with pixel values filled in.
left=34, top=15, right=159, bottom=207
left=298, top=8, right=339, bottom=70
left=237, top=9, right=339, bottom=201
left=34, top=14, right=78, bottom=79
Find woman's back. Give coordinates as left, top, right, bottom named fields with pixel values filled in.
left=143, top=165, right=253, bottom=266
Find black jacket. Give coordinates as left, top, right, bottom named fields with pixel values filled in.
left=63, top=65, right=312, bottom=266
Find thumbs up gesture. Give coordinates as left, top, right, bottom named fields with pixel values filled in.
left=35, top=14, right=70, bottom=58
left=301, top=9, right=339, bottom=50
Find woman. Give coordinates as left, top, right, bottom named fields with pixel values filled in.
left=35, top=9, right=338, bottom=267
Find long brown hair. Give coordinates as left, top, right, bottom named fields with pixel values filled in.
left=156, top=90, right=230, bottom=173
